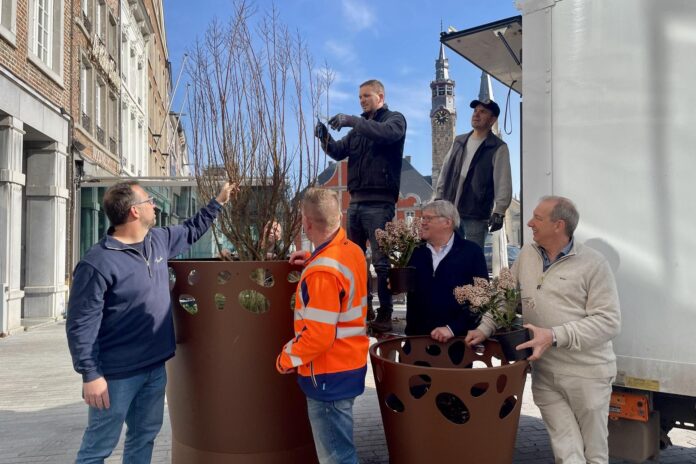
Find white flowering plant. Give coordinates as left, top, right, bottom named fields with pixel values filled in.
left=453, top=268, right=521, bottom=331
left=375, top=218, right=422, bottom=268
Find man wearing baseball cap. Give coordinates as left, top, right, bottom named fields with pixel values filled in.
left=434, top=98, right=512, bottom=249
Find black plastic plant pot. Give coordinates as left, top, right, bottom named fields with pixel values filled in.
left=369, top=336, right=529, bottom=464
left=167, top=260, right=318, bottom=463
left=388, top=266, right=416, bottom=294
left=495, top=327, right=533, bottom=361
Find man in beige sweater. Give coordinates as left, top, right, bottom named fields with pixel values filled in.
left=466, top=196, right=621, bottom=464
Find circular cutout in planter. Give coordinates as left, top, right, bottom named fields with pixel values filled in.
left=250, top=268, right=274, bottom=287
left=179, top=294, right=198, bottom=315
left=497, top=374, right=508, bottom=393
left=425, top=344, right=442, bottom=356
left=187, top=269, right=199, bottom=286
left=238, top=289, right=270, bottom=314
left=499, top=395, right=518, bottom=419
left=401, top=339, right=412, bottom=355
left=436, top=392, right=470, bottom=424
left=217, top=270, right=232, bottom=285
left=214, top=293, right=226, bottom=311
left=168, top=267, right=176, bottom=291
left=471, top=382, right=489, bottom=397
left=385, top=393, right=405, bottom=413
left=287, top=270, right=301, bottom=283
left=448, top=341, right=466, bottom=365
left=409, top=374, right=432, bottom=399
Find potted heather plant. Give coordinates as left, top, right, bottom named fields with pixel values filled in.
left=454, top=268, right=532, bottom=361
left=375, top=218, right=421, bottom=294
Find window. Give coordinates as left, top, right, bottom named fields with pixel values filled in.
left=108, top=91, right=118, bottom=154
left=95, top=1, right=103, bottom=40
left=405, top=211, right=415, bottom=225
left=107, top=12, right=117, bottom=58
left=0, top=0, right=18, bottom=45
left=80, top=57, right=93, bottom=131
left=28, top=0, right=64, bottom=84
left=34, top=0, right=52, bottom=67
left=95, top=78, right=105, bottom=135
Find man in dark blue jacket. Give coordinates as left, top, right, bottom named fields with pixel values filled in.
left=315, top=79, right=407, bottom=332
left=405, top=200, right=488, bottom=342
left=66, top=180, right=236, bottom=463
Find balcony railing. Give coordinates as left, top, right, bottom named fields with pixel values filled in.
left=81, top=112, right=91, bottom=132
left=82, top=11, right=92, bottom=34
left=109, top=137, right=118, bottom=154
left=96, top=126, right=105, bottom=145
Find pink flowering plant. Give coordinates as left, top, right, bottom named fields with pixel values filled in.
left=453, top=268, right=521, bottom=330
left=375, top=218, right=422, bottom=268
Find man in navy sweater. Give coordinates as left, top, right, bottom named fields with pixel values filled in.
left=66, top=180, right=236, bottom=463
left=405, top=200, right=488, bottom=342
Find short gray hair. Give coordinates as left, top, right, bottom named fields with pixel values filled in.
left=540, top=195, right=579, bottom=238
left=423, top=200, right=460, bottom=229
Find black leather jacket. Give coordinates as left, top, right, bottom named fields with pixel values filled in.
left=324, top=105, right=407, bottom=203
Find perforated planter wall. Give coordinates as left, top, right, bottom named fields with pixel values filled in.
left=167, top=260, right=317, bottom=464
left=370, top=336, right=528, bottom=464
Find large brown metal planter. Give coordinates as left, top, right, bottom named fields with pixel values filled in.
left=370, top=336, right=529, bottom=464
left=167, top=260, right=318, bottom=464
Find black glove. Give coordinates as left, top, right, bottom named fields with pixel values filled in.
left=328, top=114, right=358, bottom=131
left=488, top=213, right=505, bottom=232
left=314, top=121, right=329, bottom=141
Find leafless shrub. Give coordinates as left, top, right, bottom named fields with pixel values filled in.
left=187, top=1, right=331, bottom=260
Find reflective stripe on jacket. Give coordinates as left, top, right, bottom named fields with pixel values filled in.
left=277, top=227, right=369, bottom=401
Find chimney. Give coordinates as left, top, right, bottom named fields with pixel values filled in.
left=404, top=155, right=412, bottom=163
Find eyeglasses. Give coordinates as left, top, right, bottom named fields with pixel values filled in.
left=421, top=214, right=444, bottom=223
left=132, top=197, right=155, bottom=207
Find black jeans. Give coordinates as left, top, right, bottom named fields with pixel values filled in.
left=347, top=201, right=395, bottom=316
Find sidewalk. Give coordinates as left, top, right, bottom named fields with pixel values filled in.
left=1, top=320, right=695, bottom=464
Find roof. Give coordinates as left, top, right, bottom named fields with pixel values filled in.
left=315, top=158, right=433, bottom=204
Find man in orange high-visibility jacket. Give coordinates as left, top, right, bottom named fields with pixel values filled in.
left=277, top=188, right=368, bottom=464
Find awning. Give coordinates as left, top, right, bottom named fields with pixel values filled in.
left=441, top=16, right=522, bottom=95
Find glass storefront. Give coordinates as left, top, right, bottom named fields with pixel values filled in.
left=77, top=178, right=231, bottom=260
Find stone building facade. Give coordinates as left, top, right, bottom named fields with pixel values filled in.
left=0, top=0, right=72, bottom=334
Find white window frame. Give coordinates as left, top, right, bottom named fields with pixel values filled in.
left=33, top=0, right=52, bottom=67
left=95, top=78, right=104, bottom=129
left=27, top=0, right=64, bottom=86
left=0, top=0, right=18, bottom=46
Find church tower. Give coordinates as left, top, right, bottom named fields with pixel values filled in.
left=430, top=43, right=456, bottom=188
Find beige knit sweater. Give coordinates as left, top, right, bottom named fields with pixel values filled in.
left=478, top=241, right=621, bottom=379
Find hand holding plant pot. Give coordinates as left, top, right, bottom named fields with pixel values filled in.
left=454, top=268, right=532, bottom=361
left=375, top=218, right=421, bottom=294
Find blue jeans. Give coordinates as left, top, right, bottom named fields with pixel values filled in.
left=347, top=202, right=395, bottom=316
left=307, top=397, right=358, bottom=464
left=457, top=218, right=488, bottom=249
left=75, top=364, right=167, bottom=464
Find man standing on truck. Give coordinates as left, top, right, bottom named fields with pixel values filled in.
left=314, top=79, right=407, bottom=333
left=434, top=98, right=512, bottom=249
left=466, top=195, right=621, bottom=464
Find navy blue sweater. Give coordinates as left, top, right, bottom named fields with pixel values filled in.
left=405, top=234, right=489, bottom=337
left=66, top=198, right=222, bottom=382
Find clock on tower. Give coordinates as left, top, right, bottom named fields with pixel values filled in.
left=431, top=44, right=456, bottom=187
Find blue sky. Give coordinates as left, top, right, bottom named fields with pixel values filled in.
left=165, top=0, right=522, bottom=195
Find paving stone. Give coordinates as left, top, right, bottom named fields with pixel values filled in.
left=1, top=320, right=695, bottom=463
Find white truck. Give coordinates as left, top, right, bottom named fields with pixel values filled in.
left=442, top=0, right=696, bottom=461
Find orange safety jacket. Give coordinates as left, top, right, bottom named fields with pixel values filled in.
left=277, top=227, right=368, bottom=401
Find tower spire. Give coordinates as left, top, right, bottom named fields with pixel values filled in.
left=479, top=71, right=500, bottom=137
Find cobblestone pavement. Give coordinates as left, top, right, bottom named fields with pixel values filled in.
left=1, top=320, right=695, bottom=463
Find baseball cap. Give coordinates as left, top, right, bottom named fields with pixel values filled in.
left=469, top=99, right=500, bottom=117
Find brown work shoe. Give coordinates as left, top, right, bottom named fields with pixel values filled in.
left=370, top=312, right=393, bottom=333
